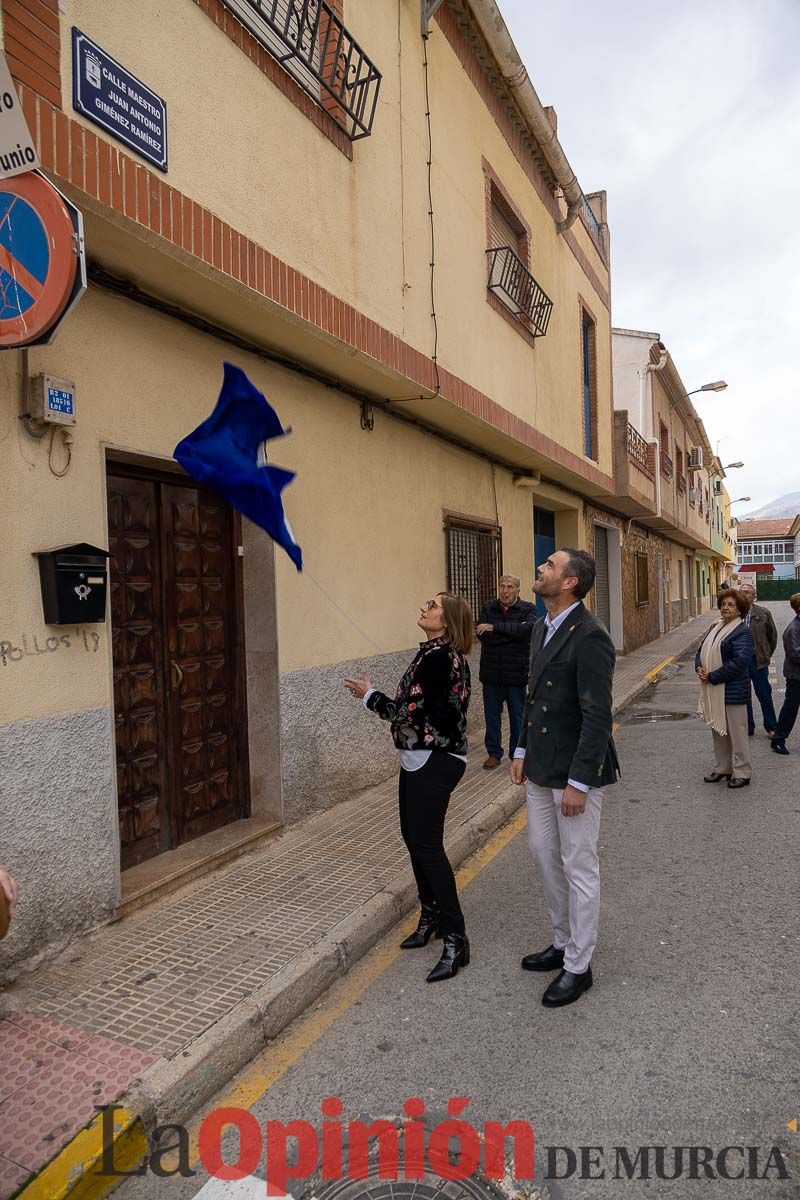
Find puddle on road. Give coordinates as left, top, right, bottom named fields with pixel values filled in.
left=622, top=709, right=699, bottom=724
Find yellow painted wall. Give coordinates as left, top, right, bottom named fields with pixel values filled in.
left=0, top=287, right=541, bottom=725
left=61, top=0, right=612, bottom=474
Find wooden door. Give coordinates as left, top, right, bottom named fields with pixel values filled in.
left=107, top=467, right=244, bottom=870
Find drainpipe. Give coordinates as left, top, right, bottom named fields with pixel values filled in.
left=466, top=0, right=584, bottom=232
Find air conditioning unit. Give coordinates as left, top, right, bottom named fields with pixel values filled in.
left=689, top=447, right=703, bottom=470
left=689, top=487, right=701, bottom=505
left=714, top=480, right=722, bottom=495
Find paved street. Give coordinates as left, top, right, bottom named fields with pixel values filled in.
left=108, top=603, right=800, bottom=1199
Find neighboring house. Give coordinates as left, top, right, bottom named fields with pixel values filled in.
left=609, top=328, right=719, bottom=650
left=736, top=518, right=800, bottom=580
left=708, top=458, right=739, bottom=590
left=1, top=0, right=622, bottom=977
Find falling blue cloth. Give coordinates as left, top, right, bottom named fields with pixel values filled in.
left=174, top=363, right=302, bottom=570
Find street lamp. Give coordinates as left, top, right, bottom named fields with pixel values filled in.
left=687, top=381, right=728, bottom=396
left=730, top=497, right=751, bottom=503
left=723, top=461, right=744, bottom=469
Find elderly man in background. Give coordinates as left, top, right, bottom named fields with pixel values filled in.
left=738, top=581, right=778, bottom=737
left=476, top=574, right=536, bottom=770
left=771, top=593, right=800, bottom=756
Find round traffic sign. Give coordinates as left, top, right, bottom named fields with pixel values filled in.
left=0, top=172, right=78, bottom=347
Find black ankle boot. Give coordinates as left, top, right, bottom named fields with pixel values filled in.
left=426, top=933, right=470, bottom=982
left=400, top=903, right=440, bottom=949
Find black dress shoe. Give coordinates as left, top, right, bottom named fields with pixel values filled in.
left=727, top=777, right=750, bottom=789
left=541, top=966, right=593, bottom=1008
left=704, top=772, right=732, bottom=783
left=521, top=944, right=565, bottom=972
left=426, top=933, right=470, bottom=982
left=400, top=903, right=440, bottom=949
left=771, top=741, right=790, bottom=756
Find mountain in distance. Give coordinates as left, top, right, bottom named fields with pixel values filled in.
left=742, top=492, right=800, bottom=520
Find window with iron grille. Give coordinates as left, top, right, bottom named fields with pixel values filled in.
left=635, top=553, right=650, bottom=606
left=581, top=308, right=598, bottom=460
left=445, top=518, right=502, bottom=622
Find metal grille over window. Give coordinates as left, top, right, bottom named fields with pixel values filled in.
left=635, top=553, right=649, bottom=605
left=445, top=520, right=502, bottom=620
left=220, top=0, right=382, bottom=139
left=486, top=247, right=553, bottom=337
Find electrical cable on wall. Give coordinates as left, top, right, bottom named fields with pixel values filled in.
left=47, top=425, right=73, bottom=477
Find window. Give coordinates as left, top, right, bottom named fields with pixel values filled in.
left=445, top=517, right=502, bottom=620
left=581, top=308, right=597, bottom=459
left=490, top=194, right=524, bottom=258
left=675, top=446, right=684, bottom=476
left=635, top=553, right=649, bottom=606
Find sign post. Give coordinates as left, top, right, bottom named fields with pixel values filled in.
left=0, top=53, right=40, bottom=179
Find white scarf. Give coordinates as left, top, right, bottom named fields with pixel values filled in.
left=697, top=617, right=742, bottom=736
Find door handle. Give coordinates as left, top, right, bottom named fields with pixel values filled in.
left=171, top=660, right=183, bottom=691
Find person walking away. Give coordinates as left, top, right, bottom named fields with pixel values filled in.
left=510, top=548, right=619, bottom=1008
left=344, top=593, right=473, bottom=982
left=696, top=590, right=754, bottom=788
left=771, top=593, right=800, bottom=755
left=476, top=575, right=536, bottom=770
left=738, top=582, right=778, bottom=737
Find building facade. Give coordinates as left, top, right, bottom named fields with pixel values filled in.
left=708, top=458, right=738, bottom=590
left=610, top=328, right=720, bottom=649
left=1, top=0, right=622, bottom=977
left=736, top=518, right=800, bottom=580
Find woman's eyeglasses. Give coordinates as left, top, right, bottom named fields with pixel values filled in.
left=423, top=599, right=440, bottom=611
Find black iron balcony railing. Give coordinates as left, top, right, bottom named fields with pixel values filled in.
left=677, top=472, right=687, bottom=496
left=626, top=422, right=653, bottom=478
left=581, top=195, right=603, bottom=248
left=660, top=450, right=674, bottom=481
left=220, top=0, right=382, bottom=140
left=486, top=246, right=553, bottom=337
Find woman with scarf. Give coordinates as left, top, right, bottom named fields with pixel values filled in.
left=344, top=592, right=473, bottom=982
left=696, top=589, right=755, bottom=789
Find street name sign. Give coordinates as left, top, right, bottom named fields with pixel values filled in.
left=0, top=172, right=87, bottom=349
left=0, top=53, right=40, bottom=179
left=72, top=29, right=168, bottom=172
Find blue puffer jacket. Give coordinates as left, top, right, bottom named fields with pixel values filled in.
left=695, top=622, right=754, bottom=705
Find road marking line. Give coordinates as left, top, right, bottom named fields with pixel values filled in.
left=645, top=656, right=676, bottom=682
left=166, top=808, right=528, bottom=1170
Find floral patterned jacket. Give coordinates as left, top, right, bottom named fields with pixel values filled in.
left=366, top=637, right=471, bottom=753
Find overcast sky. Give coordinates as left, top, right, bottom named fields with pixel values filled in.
left=501, top=0, right=800, bottom=514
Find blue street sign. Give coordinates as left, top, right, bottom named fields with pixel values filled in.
left=72, top=29, right=168, bottom=172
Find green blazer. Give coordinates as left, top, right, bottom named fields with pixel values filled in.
left=517, top=602, right=620, bottom=789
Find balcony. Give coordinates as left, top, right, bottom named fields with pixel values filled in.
left=660, top=450, right=674, bottom=481
left=689, top=487, right=699, bottom=508
left=677, top=473, right=687, bottom=496
left=220, top=0, right=382, bottom=140
left=627, top=423, right=654, bottom=479
left=581, top=195, right=604, bottom=252
left=486, top=246, right=553, bottom=337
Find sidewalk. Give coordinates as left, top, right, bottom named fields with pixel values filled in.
left=0, top=613, right=710, bottom=1199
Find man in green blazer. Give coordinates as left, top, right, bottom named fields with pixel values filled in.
left=511, top=547, right=619, bottom=1008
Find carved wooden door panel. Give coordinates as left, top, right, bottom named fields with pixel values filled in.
left=107, top=472, right=170, bottom=869
left=160, top=482, right=240, bottom=846
left=108, top=468, right=243, bottom=870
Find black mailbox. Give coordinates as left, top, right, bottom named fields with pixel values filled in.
left=33, top=544, right=110, bottom=625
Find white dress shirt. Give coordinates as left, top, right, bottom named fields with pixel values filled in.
left=513, top=601, right=589, bottom=792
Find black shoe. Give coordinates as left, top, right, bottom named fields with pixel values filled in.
left=541, top=966, right=593, bottom=1008
left=704, top=772, right=732, bottom=783
left=400, top=903, right=440, bottom=949
left=771, top=741, right=789, bottom=756
left=521, top=944, right=565, bottom=972
left=727, top=777, right=750, bottom=789
left=426, top=933, right=470, bottom=982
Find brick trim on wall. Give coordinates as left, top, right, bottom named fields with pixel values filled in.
left=15, top=81, right=615, bottom=495
left=192, top=0, right=353, bottom=160
left=3, top=0, right=62, bottom=110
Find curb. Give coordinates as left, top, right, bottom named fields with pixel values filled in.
left=16, top=633, right=705, bottom=1197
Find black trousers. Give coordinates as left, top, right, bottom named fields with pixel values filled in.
left=774, top=679, right=800, bottom=744
left=398, top=754, right=467, bottom=937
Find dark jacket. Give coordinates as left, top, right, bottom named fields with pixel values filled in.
left=477, top=597, right=537, bottom=686
left=366, top=637, right=470, bottom=753
left=516, top=602, right=620, bottom=789
left=747, top=603, right=778, bottom=669
left=782, top=614, right=800, bottom=681
left=695, top=622, right=754, bottom=705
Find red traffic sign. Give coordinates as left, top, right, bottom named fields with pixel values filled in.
left=0, top=171, right=86, bottom=348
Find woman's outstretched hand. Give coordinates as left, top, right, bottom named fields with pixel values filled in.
left=344, top=674, right=372, bottom=700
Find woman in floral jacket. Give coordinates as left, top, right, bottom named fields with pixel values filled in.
left=345, top=592, right=473, bottom=982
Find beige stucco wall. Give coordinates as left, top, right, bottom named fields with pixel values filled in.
left=61, top=0, right=612, bottom=476
left=0, top=285, right=546, bottom=726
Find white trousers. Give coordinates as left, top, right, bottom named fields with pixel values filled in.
left=525, top=781, right=603, bottom=974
